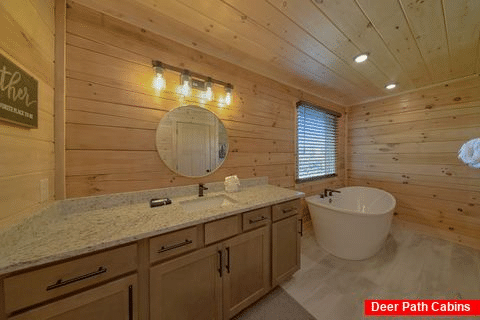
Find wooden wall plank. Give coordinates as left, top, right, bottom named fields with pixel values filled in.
left=348, top=75, right=480, bottom=248
left=55, top=0, right=67, bottom=200
left=351, top=112, right=480, bottom=137
left=1, top=0, right=57, bottom=59
left=350, top=105, right=479, bottom=129
left=0, top=171, right=55, bottom=223
left=0, top=3, right=54, bottom=86
left=0, top=136, right=55, bottom=177
left=349, top=178, right=480, bottom=206
left=65, top=2, right=346, bottom=202
left=0, top=0, right=55, bottom=227
left=350, top=162, right=480, bottom=180
left=349, top=170, right=480, bottom=192
left=350, top=126, right=480, bottom=146
left=29, top=0, right=56, bottom=33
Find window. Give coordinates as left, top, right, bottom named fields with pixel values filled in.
left=296, top=101, right=340, bottom=183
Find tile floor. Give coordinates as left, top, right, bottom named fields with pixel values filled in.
left=281, top=223, right=480, bottom=320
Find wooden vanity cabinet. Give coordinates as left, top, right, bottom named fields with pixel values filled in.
left=149, top=215, right=271, bottom=320
left=2, top=198, right=301, bottom=320
left=222, top=226, right=270, bottom=319
left=150, top=244, right=223, bottom=320
left=2, top=244, right=139, bottom=320
left=9, top=274, right=137, bottom=320
left=272, top=200, right=302, bottom=287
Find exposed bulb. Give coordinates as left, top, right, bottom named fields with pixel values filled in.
left=225, top=92, right=231, bottom=105
left=179, top=70, right=192, bottom=96
left=152, top=62, right=166, bottom=92
left=181, top=80, right=191, bottom=96
left=204, top=79, right=213, bottom=101
left=225, top=84, right=233, bottom=105
left=152, top=73, right=166, bottom=91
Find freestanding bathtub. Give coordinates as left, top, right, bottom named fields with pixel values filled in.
left=306, top=186, right=396, bottom=260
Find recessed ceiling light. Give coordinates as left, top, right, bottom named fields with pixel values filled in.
left=354, top=53, right=368, bottom=63
left=385, top=83, right=397, bottom=90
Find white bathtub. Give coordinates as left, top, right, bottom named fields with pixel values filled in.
left=306, top=186, right=396, bottom=260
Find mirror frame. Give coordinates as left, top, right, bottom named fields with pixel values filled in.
left=155, top=105, right=229, bottom=178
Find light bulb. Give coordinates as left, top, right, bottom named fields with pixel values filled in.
left=385, top=83, right=397, bottom=90
left=225, top=84, right=233, bottom=105
left=354, top=53, right=368, bottom=63
left=179, top=71, right=192, bottom=96
left=152, top=61, right=166, bottom=92
left=181, top=80, right=191, bottom=96
left=152, top=73, right=166, bottom=91
left=205, top=79, right=213, bottom=101
left=225, top=92, right=231, bottom=105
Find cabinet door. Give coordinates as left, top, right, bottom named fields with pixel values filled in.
left=9, top=275, right=137, bottom=320
left=272, top=215, right=301, bottom=287
left=222, top=226, right=270, bottom=320
left=150, top=244, right=223, bottom=320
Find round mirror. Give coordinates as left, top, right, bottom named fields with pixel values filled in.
left=156, top=105, right=228, bottom=177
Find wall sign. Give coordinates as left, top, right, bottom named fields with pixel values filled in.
left=0, top=53, right=38, bottom=128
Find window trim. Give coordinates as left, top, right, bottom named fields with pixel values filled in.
left=295, top=101, right=341, bottom=184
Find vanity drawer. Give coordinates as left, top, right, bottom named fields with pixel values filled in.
left=272, top=199, right=301, bottom=222
left=204, top=214, right=241, bottom=245
left=149, top=226, right=202, bottom=264
left=3, top=244, right=137, bottom=313
left=242, top=207, right=271, bottom=231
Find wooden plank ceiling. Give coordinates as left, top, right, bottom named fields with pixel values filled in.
left=73, top=0, right=480, bottom=106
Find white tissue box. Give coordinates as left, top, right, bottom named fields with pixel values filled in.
left=224, top=175, right=240, bottom=193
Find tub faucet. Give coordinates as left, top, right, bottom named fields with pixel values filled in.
left=324, top=188, right=341, bottom=197
left=199, top=183, right=208, bottom=197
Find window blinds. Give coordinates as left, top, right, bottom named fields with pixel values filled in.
left=296, top=102, right=338, bottom=183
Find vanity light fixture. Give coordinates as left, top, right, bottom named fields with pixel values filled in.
left=225, top=84, right=233, bottom=105
left=151, top=60, right=233, bottom=102
left=385, top=83, right=397, bottom=90
left=354, top=53, right=369, bottom=63
left=152, top=60, right=166, bottom=91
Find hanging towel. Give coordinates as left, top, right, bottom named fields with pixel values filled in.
left=458, top=138, right=480, bottom=169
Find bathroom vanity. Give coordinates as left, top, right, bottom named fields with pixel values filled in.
left=0, top=181, right=303, bottom=320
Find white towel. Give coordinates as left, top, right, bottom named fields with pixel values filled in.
left=458, top=138, right=480, bottom=169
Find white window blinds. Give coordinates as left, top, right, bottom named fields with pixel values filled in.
left=296, top=102, right=339, bottom=183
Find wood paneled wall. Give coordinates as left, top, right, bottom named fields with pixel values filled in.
left=348, top=75, right=480, bottom=249
left=0, top=0, right=55, bottom=227
left=64, top=2, right=346, bottom=214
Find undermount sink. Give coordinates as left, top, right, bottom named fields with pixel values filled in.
left=180, top=194, right=237, bottom=213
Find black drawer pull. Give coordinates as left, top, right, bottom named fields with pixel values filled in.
left=249, top=216, right=268, bottom=224
left=128, top=285, right=133, bottom=320
left=46, top=266, right=107, bottom=291
left=226, top=247, right=231, bottom=273
left=299, top=218, right=303, bottom=237
left=158, top=239, right=193, bottom=253
left=218, top=250, right=223, bottom=277
left=282, top=208, right=296, bottom=214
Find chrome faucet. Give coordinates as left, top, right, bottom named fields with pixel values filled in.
left=199, top=183, right=208, bottom=197
left=324, top=188, right=341, bottom=197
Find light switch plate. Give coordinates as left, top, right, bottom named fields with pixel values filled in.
left=40, top=178, right=49, bottom=202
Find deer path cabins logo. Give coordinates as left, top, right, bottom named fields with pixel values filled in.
left=0, top=53, right=38, bottom=128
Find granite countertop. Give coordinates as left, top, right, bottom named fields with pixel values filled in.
left=0, top=180, right=304, bottom=275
